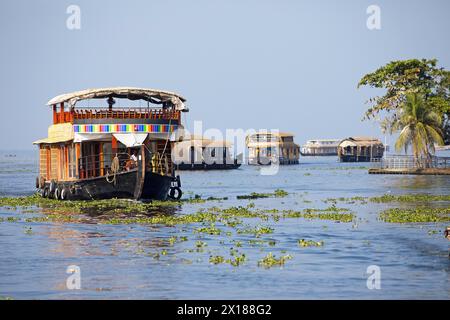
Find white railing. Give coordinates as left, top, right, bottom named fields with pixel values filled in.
left=371, top=155, right=450, bottom=169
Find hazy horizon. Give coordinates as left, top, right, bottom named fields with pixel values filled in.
left=0, top=0, right=449, bottom=150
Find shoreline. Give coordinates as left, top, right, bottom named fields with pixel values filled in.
left=369, top=168, right=450, bottom=175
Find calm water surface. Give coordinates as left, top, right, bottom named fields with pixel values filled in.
left=0, top=150, right=449, bottom=299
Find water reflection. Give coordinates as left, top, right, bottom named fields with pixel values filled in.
left=392, top=175, right=450, bottom=191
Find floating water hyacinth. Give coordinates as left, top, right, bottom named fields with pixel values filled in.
left=298, top=239, right=324, bottom=247
left=258, top=253, right=292, bottom=269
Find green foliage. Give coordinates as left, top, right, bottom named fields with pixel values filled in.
left=298, top=239, right=324, bottom=247
left=208, top=249, right=247, bottom=267
left=370, top=193, right=450, bottom=203
left=379, top=207, right=450, bottom=223
left=194, top=223, right=222, bottom=235
left=392, top=93, right=444, bottom=160
left=237, top=226, right=274, bottom=237
left=358, top=59, right=450, bottom=142
left=236, top=189, right=288, bottom=200
left=257, top=252, right=292, bottom=268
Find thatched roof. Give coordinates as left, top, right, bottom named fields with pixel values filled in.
left=247, top=141, right=300, bottom=148
left=47, top=87, right=187, bottom=111
left=248, top=131, right=295, bottom=138
left=339, top=137, right=384, bottom=148
left=177, top=135, right=233, bottom=147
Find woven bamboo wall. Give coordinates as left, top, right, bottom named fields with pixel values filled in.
left=39, top=147, right=47, bottom=179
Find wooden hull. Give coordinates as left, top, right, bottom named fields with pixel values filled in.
left=339, top=155, right=381, bottom=162
left=50, top=169, right=174, bottom=201
left=176, top=163, right=241, bottom=170
left=300, top=152, right=337, bottom=156
left=248, top=158, right=299, bottom=165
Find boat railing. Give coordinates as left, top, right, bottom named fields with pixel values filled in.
left=78, top=153, right=131, bottom=179
left=146, top=151, right=173, bottom=176
left=78, top=151, right=173, bottom=179
left=371, top=155, right=450, bottom=169
left=72, top=108, right=180, bottom=121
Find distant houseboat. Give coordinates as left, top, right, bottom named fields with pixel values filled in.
left=246, top=132, right=300, bottom=165
left=337, top=137, right=384, bottom=162
left=173, top=136, right=241, bottom=170
left=33, top=87, right=188, bottom=201
left=300, top=139, right=340, bottom=156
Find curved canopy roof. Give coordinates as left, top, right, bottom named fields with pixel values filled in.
left=178, top=135, right=233, bottom=147
left=47, top=87, right=187, bottom=111
left=247, top=131, right=295, bottom=138
left=338, top=137, right=383, bottom=147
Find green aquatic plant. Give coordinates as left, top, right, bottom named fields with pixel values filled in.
left=194, top=223, right=222, bottom=235
left=379, top=207, right=450, bottom=223
left=298, top=239, right=324, bottom=247
left=0, top=194, right=181, bottom=215
left=282, top=206, right=354, bottom=222
left=232, top=240, right=243, bottom=247
left=209, top=255, right=225, bottom=264
left=324, top=196, right=368, bottom=204
left=168, top=236, right=178, bottom=246
left=208, top=249, right=246, bottom=267
left=237, top=226, right=274, bottom=237
left=302, top=211, right=354, bottom=223
left=257, top=252, right=292, bottom=268
left=195, top=240, right=207, bottom=248
left=206, top=196, right=229, bottom=201
left=370, top=194, right=450, bottom=203
left=274, top=189, right=288, bottom=197
left=236, top=189, right=288, bottom=200
left=226, top=252, right=246, bottom=267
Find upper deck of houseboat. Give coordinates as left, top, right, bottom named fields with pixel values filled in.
left=300, top=139, right=341, bottom=156
left=246, top=132, right=300, bottom=165
left=48, top=87, right=186, bottom=125
left=246, top=132, right=298, bottom=146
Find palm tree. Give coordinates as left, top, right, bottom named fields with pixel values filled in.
left=393, top=93, right=444, bottom=167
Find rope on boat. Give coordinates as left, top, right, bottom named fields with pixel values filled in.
left=157, top=117, right=172, bottom=172
left=106, top=155, right=120, bottom=186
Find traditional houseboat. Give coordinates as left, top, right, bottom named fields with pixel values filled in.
left=300, top=139, right=340, bottom=156
left=33, top=87, right=188, bottom=201
left=246, top=132, right=300, bottom=165
left=173, top=136, right=241, bottom=170
left=337, top=137, right=384, bottom=162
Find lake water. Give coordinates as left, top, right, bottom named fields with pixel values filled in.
left=0, top=150, right=449, bottom=299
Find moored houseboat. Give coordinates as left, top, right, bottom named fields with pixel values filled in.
left=173, top=136, right=241, bottom=170
left=33, top=87, right=188, bottom=201
left=337, top=137, right=384, bottom=162
left=246, top=132, right=300, bottom=165
left=300, top=139, right=340, bottom=156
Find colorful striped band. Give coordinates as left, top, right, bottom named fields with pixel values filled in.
left=73, top=124, right=177, bottom=134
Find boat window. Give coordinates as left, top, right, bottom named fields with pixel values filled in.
left=60, top=145, right=66, bottom=180
left=102, top=143, right=112, bottom=170
left=68, top=144, right=77, bottom=178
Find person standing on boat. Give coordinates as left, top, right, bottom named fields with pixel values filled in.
left=125, top=150, right=138, bottom=171
left=130, top=150, right=138, bottom=164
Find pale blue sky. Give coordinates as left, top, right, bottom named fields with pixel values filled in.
left=0, top=0, right=448, bottom=150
